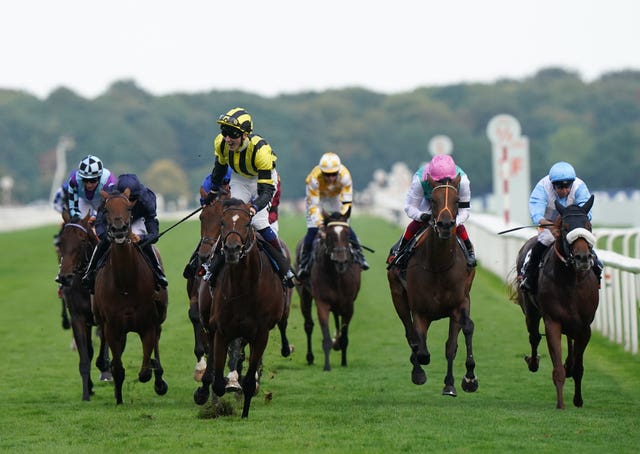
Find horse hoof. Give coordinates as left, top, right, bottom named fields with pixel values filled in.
left=99, top=371, right=113, bottom=382
left=442, top=385, right=457, bottom=397
left=306, top=353, right=314, bottom=365
left=461, top=376, right=479, bottom=393
left=139, top=370, right=152, bottom=383
left=193, top=387, right=209, bottom=405
left=154, top=379, right=168, bottom=396
left=524, top=355, right=540, bottom=372
left=411, top=368, right=426, bottom=385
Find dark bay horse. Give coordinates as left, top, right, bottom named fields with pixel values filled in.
left=56, top=211, right=111, bottom=400
left=387, top=174, right=478, bottom=396
left=513, top=195, right=598, bottom=409
left=294, top=209, right=361, bottom=371
left=92, top=189, right=168, bottom=404
left=187, top=187, right=227, bottom=381
left=193, top=198, right=290, bottom=418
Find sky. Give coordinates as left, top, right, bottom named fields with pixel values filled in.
left=2, top=0, right=639, bottom=99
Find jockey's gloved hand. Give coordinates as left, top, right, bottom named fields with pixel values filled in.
left=249, top=204, right=258, bottom=217
left=420, top=213, right=431, bottom=223
left=203, top=190, right=218, bottom=205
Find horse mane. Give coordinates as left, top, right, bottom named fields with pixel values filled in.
left=223, top=198, right=245, bottom=209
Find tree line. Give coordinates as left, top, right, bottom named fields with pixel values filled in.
left=0, top=67, right=638, bottom=205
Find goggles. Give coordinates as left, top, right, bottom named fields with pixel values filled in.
left=221, top=126, right=243, bottom=139
left=552, top=180, right=574, bottom=189
left=84, top=177, right=99, bottom=184
left=322, top=171, right=339, bottom=178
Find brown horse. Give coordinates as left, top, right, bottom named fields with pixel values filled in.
left=294, top=209, right=361, bottom=371
left=56, top=211, right=112, bottom=400
left=512, top=195, right=598, bottom=409
left=187, top=187, right=227, bottom=381
left=92, top=189, right=168, bottom=404
left=193, top=198, right=290, bottom=418
left=387, top=174, right=478, bottom=396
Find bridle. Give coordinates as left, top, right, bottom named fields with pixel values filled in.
left=220, top=206, right=256, bottom=259
left=60, top=222, right=96, bottom=275
left=322, top=220, right=352, bottom=264
left=430, top=183, right=458, bottom=237
left=104, top=193, right=132, bottom=243
left=555, top=212, right=596, bottom=270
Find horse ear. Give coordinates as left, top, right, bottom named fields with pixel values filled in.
left=427, top=175, right=436, bottom=188
left=554, top=199, right=565, bottom=215
left=582, top=194, right=595, bottom=213
left=62, top=209, right=70, bottom=223
left=199, top=187, right=207, bottom=198
left=83, top=211, right=92, bottom=224
left=343, top=205, right=351, bottom=219
left=452, top=174, right=461, bottom=187
left=100, top=189, right=109, bottom=199
left=124, top=188, right=131, bottom=199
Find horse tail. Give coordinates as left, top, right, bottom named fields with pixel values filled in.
left=507, top=266, right=521, bottom=304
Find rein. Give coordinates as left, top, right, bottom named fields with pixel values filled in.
left=221, top=207, right=257, bottom=258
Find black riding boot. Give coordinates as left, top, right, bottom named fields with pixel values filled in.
left=81, top=238, right=110, bottom=292
left=262, top=240, right=296, bottom=288
left=351, top=242, right=370, bottom=270
left=520, top=241, right=547, bottom=293
left=464, top=239, right=477, bottom=267
left=297, top=242, right=313, bottom=279
left=387, top=236, right=408, bottom=268
left=204, top=252, right=225, bottom=288
left=141, top=243, right=168, bottom=289
left=183, top=242, right=201, bottom=279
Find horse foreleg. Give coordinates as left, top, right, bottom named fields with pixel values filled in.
left=72, top=318, right=94, bottom=401
left=300, top=288, right=315, bottom=365
left=524, top=304, right=542, bottom=372
left=212, top=332, right=229, bottom=398
left=544, top=319, right=566, bottom=409
left=317, top=302, right=333, bottom=371
left=564, top=336, right=575, bottom=378
left=241, top=331, right=269, bottom=418
left=105, top=325, right=125, bottom=405
left=388, top=273, right=419, bottom=354
left=193, top=326, right=215, bottom=405
left=95, top=325, right=112, bottom=382
left=442, top=316, right=461, bottom=397
left=278, top=314, right=292, bottom=358
left=189, top=301, right=206, bottom=380
left=459, top=309, right=478, bottom=393
left=138, top=329, right=154, bottom=383
left=571, top=329, right=591, bottom=408
left=151, top=326, right=168, bottom=396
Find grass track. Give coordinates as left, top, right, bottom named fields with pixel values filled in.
left=0, top=214, right=638, bottom=453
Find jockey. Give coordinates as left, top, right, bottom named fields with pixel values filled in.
left=297, top=152, right=370, bottom=280
left=82, top=174, right=168, bottom=291
left=387, top=154, right=476, bottom=268
left=520, top=161, right=600, bottom=292
left=202, top=107, right=295, bottom=288
left=66, top=155, right=116, bottom=219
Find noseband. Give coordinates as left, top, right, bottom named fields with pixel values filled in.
left=556, top=213, right=596, bottom=269
left=324, top=221, right=351, bottom=263
left=105, top=194, right=132, bottom=243
left=61, top=222, right=94, bottom=273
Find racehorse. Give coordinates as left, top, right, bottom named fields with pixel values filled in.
left=187, top=187, right=228, bottom=382
left=193, top=198, right=291, bottom=418
left=56, top=211, right=111, bottom=400
left=92, top=189, right=169, bottom=404
left=512, top=195, right=598, bottom=409
left=294, top=209, right=361, bottom=371
left=387, top=174, right=478, bottom=396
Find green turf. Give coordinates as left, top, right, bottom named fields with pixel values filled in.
left=0, top=214, right=638, bottom=453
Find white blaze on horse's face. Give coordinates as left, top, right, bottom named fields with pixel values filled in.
left=333, top=225, right=345, bottom=236
left=231, top=213, right=240, bottom=228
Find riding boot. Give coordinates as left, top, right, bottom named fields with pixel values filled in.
left=593, top=254, right=603, bottom=288
left=351, top=242, right=370, bottom=270
left=204, top=252, right=225, bottom=288
left=387, top=236, right=409, bottom=267
left=81, top=238, right=110, bottom=292
left=142, top=243, right=168, bottom=289
left=263, top=239, right=296, bottom=288
left=297, top=242, right=313, bottom=279
left=183, top=242, right=201, bottom=279
left=464, top=239, right=477, bottom=267
left=520, top=241, right=547, bottom=293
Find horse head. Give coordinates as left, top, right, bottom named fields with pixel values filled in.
left=57, top=211, right=98, bottom=286
left=220, top=198, right=256, bottom=264
left=198, top=186, right=227, bottom=263
left=554, top=194, right=596, bottom=272
left=427, top=174, right=461, bottom=239
left=102, top=188, right=134, bottom=244
left=319, top=208, right=352, bottom=274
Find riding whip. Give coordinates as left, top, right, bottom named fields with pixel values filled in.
left=497, top=223, right=554, bottom=235
left=139, top=205, right=204, bottom=247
